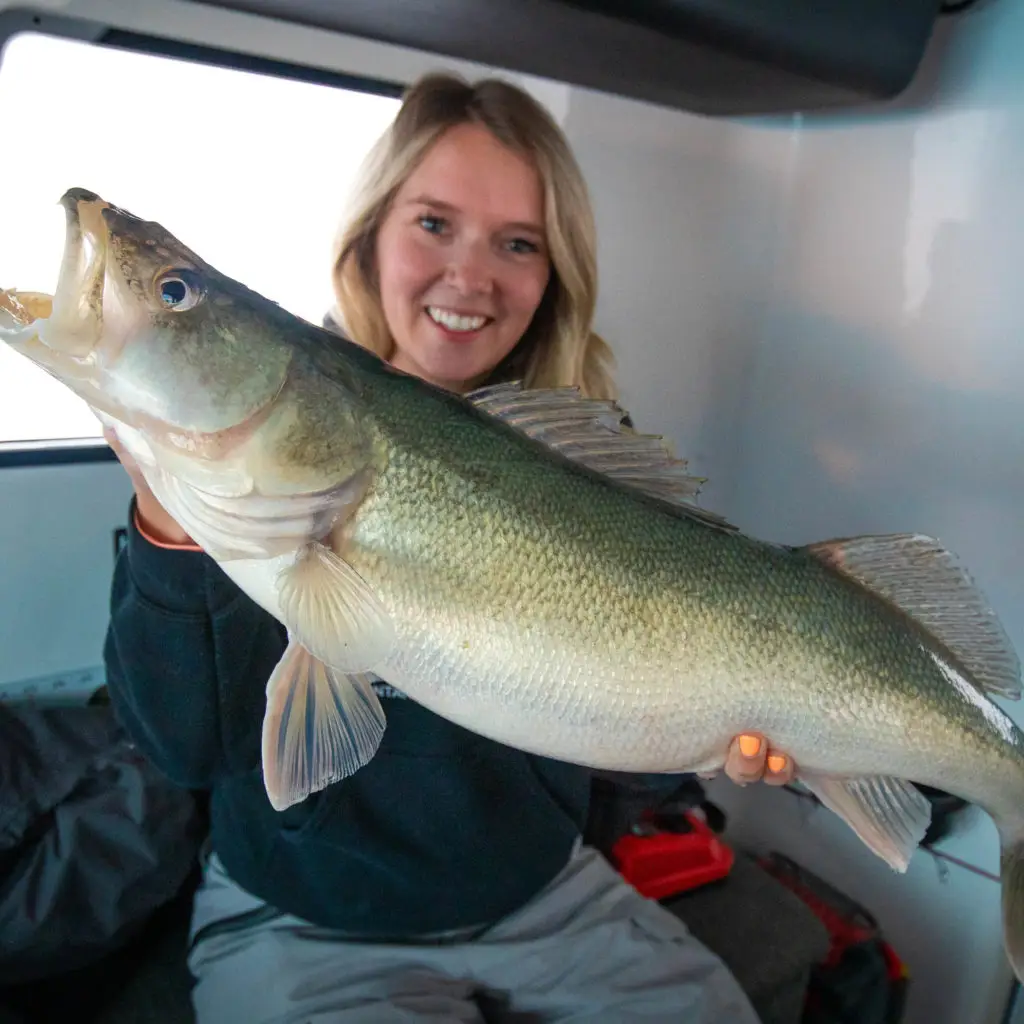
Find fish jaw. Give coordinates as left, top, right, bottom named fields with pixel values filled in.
left=44, top=188, right=111, bottom=359
left=1, top=189, right=112, bottom=369
left=1, top=188, right=133, bottom=411
left=0, top=285, right=123, bottom=428
left=0, top=289, right=51, bottom=362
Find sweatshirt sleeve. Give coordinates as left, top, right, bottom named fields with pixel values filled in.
left=102, top=498, right=284, bottom=789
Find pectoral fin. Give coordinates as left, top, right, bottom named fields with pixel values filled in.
left=261, top=537, right=396, bottom=810
left=277, top=540, right=395, bottom=672
left=799, top=772, right=932, bottom=872
left=262, top=639, right=386, bottom=811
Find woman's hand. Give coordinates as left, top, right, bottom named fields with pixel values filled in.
left=104, top=426, right=195, bottom=547
left=704, top=733, right=795, bottom=787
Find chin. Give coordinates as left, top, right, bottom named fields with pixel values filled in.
left=432, top=363, right=485, bottom=391
left=421, top=350, right=487, bottom=385
left=411, top=329, right=516, bottom=389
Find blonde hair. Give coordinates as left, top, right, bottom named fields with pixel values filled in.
left=329, top=70, right=618, bottom=401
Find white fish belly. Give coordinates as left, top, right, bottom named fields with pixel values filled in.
left=371, top=600, right=737, bottom=774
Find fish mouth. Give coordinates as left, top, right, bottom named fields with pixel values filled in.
left=0, top=286, right=54, bottom=365
left=48, top=187, right=112, bottom=357
left=0, top=187, right=111, bottom=378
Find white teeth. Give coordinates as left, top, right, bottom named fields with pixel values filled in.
left=427, top=306, right=487, bottom=332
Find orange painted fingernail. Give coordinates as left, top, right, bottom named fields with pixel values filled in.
left=739, top=735, right=761, bottom=758
left=767, top=754, right=787, bottom=774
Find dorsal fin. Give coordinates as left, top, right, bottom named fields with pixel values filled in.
left=466, top=380, right=737, bottom=532
left=804, top=533, right=1021, bottom=700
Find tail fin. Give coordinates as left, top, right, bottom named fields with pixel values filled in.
left=1001, top=831, right=1024, bottom=982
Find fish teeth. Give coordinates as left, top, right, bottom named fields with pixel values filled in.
left=427, top=306, right=487, bottom=332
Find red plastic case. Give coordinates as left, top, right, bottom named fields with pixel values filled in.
left=611, top=810, right=735, bottom=900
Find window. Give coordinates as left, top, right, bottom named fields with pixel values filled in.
left=0, top=32, right=401, bottom=452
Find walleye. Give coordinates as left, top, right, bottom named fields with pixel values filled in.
left=4, top=188, right=1024, bottom=978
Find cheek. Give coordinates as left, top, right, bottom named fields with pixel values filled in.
left=506, top=264, right=551, bottom=323
left=377, top=230, right=443, bottom=313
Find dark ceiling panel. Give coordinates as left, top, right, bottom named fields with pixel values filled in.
left=187, top=0, right=946, bottom=116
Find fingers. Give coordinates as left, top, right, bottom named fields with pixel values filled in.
left=724, top=733, right=795, bottom=787
left=764, top=749, right=795, bottom=786
left=724, top=733, right=766, bottom=785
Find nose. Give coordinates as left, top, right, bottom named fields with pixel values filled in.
left=443, top=238, right=495, bottom=296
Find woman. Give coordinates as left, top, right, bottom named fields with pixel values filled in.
left=103, top=70, right=791, bottom=1022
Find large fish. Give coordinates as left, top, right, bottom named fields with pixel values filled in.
left=4, top=188, right=1024, bottom=977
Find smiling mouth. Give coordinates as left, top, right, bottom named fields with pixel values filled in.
left=426, top=305, right=492, bottom=334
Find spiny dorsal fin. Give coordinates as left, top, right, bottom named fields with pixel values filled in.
left=804, top=533, right=1021, bottom=700
left=467, top=381, right=737, bottom=532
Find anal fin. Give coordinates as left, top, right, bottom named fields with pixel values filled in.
left=804, top=533, right=1022, bottom=700
left=261, top=639, right=386, bottom=811
left=799, top=772, right=932, bottom=872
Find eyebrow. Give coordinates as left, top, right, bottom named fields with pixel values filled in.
left=405, top=194, right=545, bottom=236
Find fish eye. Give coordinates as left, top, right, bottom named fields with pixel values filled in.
left=155, top=269, right=204, bottom=312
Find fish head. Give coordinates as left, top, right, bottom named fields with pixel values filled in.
left=1, top=187, right=294, bottom=460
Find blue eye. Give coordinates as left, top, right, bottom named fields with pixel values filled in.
left=508, top=238, right=539, bottom=255
left=418, top=215, right=447, bottom=235
left=156, top=270, right=203, bottom=312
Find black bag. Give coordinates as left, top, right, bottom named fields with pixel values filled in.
left=0, top=700, right=205, bottom=987
left=757, top=852, right=909, bottom=1024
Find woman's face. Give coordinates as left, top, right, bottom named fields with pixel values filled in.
left=375, top=122, right=552, bottom=393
